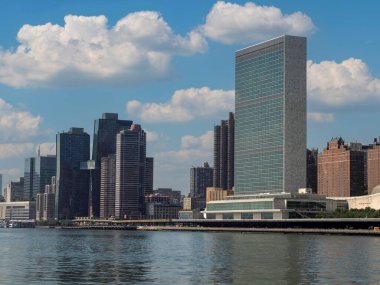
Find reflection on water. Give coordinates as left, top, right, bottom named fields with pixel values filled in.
left=0, top=229, right=379, bottom=284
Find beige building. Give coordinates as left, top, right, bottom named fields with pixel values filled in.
left=0, top=201, right=36, bottom=220
left=206, top=187, right=233, bottom=202
left=331, top=186, right=380, bottom=210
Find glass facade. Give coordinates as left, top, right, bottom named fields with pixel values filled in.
left=235, top=35, right=306, bottom=194
left=235, top=43, right=284, bottom=194
left=207, top=201, right=273, bottom=211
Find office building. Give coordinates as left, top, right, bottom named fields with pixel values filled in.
left=318, top=138, right=366, bottom=197
left=153, top=188, right=182, bottom=205
left=0, top=174, right=2, bottom=197
left=100, top=154, right=116, bottom=219
left=235, top=35, right=306, bottom=194
left=92, top=113, right=133, bottom=217
left=213, top=112, right=235, bottom=190
left=206, top=187, right=233, bottom=202
left=115, top=125, right=146, bottom=219
left=55, top=128, right=90, bottom=219
left=307, top=149, right=318, bottom=194
left=24, top=157, right=35, bottom=201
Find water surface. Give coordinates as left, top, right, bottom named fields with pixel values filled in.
left=0, top=229, right=379, bottom=284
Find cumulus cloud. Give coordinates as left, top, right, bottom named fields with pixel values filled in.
left=0, top=12, right=207, bottom=88
left=200, top=1, right=315, bottom=44
left=127, top=87, right=234, bottom=123
left=0, top=98, right=41, bottom=141
left=308, top=58, right=380, bottom=107
left=37, top=142, right=56, bottom=156
left=0, top=143, right=34, bottom=159
left=145, top=130, right=159, bottom=142
left=181, top=130, right=213, bottom=149
left=307, top=112, right=335, bottom=123
left=154, top=130, right=213, bottom=191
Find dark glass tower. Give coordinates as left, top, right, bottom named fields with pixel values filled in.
left=235, top=35, right=306, bottom=194
left=34, top=150, right=56, bottom=198
left=24, top=157, right=35, bottom=201
left=213, top=112, right=235, bottom=190
left=92, top=113, right=133, bottom=217
left=55, top=128, right=90, bottom=219
left=115, top=125, right=146, bottom=219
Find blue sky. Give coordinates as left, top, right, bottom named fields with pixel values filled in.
left=0, top=1, right=379, bottom=193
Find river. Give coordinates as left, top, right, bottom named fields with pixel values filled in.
left=0, top=229, right=379, bottom=284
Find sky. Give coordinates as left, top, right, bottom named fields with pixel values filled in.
left=0, top=1, right=380, bottom=194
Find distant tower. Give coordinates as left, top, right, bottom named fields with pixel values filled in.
left=92, top=113, right=133, bottom=217
left=55, top=128, right=90, bottom=219
left=100, top=154, right=116, bottom=219
left=115, top=125, right=146, bottom=219
left=190, top=162, right=213, bottom=208
left=24, top=157, right=36, bottom=201
left=213, top=112, right=234, bottom=190
left=235, top=35, right=306, bottom=194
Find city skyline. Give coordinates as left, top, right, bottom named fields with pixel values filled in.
left=0, top=1, right=380, bottom=193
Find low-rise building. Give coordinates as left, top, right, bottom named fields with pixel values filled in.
left=202, top=191, right=345, bottom=220
left=0, top=201, right=36, bottom=220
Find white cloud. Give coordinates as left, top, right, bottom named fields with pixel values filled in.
left=0, top=12, right=207, bottom=88
left=127, top=87, right=234, bottom=123
left=181, top=130, right=213, bottom=149
left=307, top=112, right=335, bottom=123
left=0, top=98, right=41, bottom=142
left=308, top=58, right=380, bottom=106
left=200, top=1, right=315, bottom=44
left=145, top=130, right=159, bottom=143
left=0, top=143, right=34, bottom=159
left=37, top=142, right=56, bottom=156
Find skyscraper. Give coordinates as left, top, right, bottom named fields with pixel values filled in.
left=115, top=125, right=146, bottom=219
left=213, top=112, right=235, bottom=190
left=92, top=113, right=133, bottom=217
left=307, top=149, right=318, bottom=194
left=24, top=158, right=35, bottom=201
left=55, top=128, right=90, bottom=219
left=235, top=35, right=306, bottom=194
left=100, top=154, right=116, bottom=219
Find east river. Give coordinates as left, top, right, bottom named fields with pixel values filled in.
left=0, top=229, right=379, bottom=284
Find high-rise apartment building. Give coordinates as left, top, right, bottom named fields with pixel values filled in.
left=24, top=158, right=35, bottom=201
left=92, top=113, right=133, bottom=217
left=213, top=112, right=234, bottom=190
left=235, top=35, right=306, bottom=194
left=55, top=128, right=90, bottom=219
left=100, top=154, right=116, bottom=219
left=190, top=162, right=213, bottom=208
left=318, top=138, right=365, bottom=197
left=115, top=125, right=146, bottom=219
